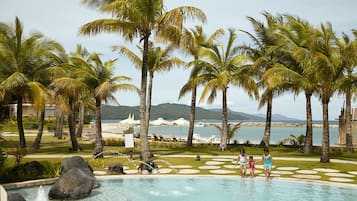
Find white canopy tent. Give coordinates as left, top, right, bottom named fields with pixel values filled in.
left=171, top=118, right=189, bottom=126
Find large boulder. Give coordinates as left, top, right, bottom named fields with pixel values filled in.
left=137, top=160, right=158, bottom=173
left=106, top=163, right=125, bottom=175
left=8, top=193, right=26, bottom=201
left=59, top=156, right=99, bottom=188
left=60, top=156, right=93, bottom=176
left=48, top=156, right=99, bottom=200
left=48, top=168, right=94, bottom=200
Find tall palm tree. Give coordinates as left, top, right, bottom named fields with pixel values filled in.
left=335, top=32, right=357, bottom=152
left=262, top=15, right=319, bottom=153
left=31, top=47, right=67, bottom=150
left=72, top=48, right=138, bottom=157
left=0, top=17, right=64, bottom=149
left=240, top=12, right=284, bottom=148
left=80, top=0, right=206, bottom=159
left=312, top=23, right=344, bottom=162
left=198, top=29, right=258, bottom=150
left=178, top=26, right=223, bottom=146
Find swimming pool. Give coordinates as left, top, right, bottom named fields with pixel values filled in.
left=8, top=176, right=357, bottom=201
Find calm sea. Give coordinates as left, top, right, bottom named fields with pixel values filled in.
left=102, top=120, right=339, bottom=145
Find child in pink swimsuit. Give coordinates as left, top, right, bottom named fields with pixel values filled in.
left=248, top=156, right=256, bottom=177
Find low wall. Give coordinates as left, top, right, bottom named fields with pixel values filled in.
left=2, top=178, right=57, bottom=190
left=0, top=184, right=7, bottom=201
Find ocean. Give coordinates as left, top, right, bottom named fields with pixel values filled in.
left=102, top=120, right=340, bottom=146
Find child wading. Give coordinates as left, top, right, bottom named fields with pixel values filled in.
left=238, top=150, right=247, bottom=177
left=262, top=148, right=273, bottom=179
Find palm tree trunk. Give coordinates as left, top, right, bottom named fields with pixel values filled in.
left=145, top=71, right=154, bottom=137
left=220, top=88, right=228, bottom=150
left=76, top=101, right=84, bottom=138
left=320, top=98, right=330, bottom=163
left=68, top=99, right=79, bottom=151
left=139, top=35, right=150, bottom=159
left=17, top=97, right=26, bottom=148
left=55, top=109, right=64, bottom=140
left=94, top=97, right=103, bottom=157
left=345, top=91, right=354, bottom=152
left=186, top=85, right=197, bottom=147
left=303, top=92, right=313, bottom=153
left=260, top=96, right=272, bottom=148
left=31, top=106, right=45, bottom=150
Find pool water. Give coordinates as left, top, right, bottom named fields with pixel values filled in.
left=8, top=177, right=357, bottom=201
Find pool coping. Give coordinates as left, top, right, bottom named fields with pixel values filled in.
left=0, top=184, right=7, bottom=201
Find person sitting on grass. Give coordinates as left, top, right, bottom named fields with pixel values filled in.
left=262, top=148, right=273, bottom=179
left=238, top=150, right=247, bottom=177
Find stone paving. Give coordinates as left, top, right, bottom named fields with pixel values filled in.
left=103, top=156, right=357, bottom=184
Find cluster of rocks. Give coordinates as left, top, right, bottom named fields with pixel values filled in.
left=7, top=156, right=157, bottom=201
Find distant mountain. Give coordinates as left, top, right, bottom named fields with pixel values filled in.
left=208, top=108, right=264, bottom=121
left=254, top=113, right=301, bottom=121
left=100, top=103, right=264, bottom=120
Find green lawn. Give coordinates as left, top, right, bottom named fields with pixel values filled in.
left=1, top=134, right=357, bottom=184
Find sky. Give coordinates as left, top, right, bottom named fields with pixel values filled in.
left=1, top=0, right=357, bottom=120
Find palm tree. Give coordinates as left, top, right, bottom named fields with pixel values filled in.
left=311, top=23, right=344, bottom=162
left=262, top=15, right=319, bottom=153
left=30, top=45, right=67, bottom=150
left=72, top=48, right=138, bottom=157
left=80, top=0, right=206, bottom=159
left=0, top=17, right=64, bottom=149
left=282, top=134, right=305, bottom=148
left=240, top=12, right=284, bottom=148
left=198, top=29, right=258, bottom=150
left=178, top=26, right=224, bottom=146
left=50, top=77, right=88, bottom=151
left=335, top=32, right=357, bottom=152
left=213, top=123, right=242, bottom=144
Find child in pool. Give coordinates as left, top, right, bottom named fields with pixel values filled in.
left=262, top=148, right=273, bottom=179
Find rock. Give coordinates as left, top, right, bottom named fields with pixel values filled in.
left=8, top=193, right=26, bottom=201
left=60, top=156, right=99, bottom=188
left=22, top=161, right=44, bottom=176
left=107, top=163, right=125, bottom=175
left=60, top=156, right=93, bottom=176
left=48, top=168, right=94, bottom=200
left=48, top=156, right=99, bottom=200
left=137, top=160, right=158, bottom=173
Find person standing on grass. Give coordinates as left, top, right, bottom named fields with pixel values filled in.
left=238, top=150, right=247, bottom=177
left=262, top=148, right=273, bottom=179
left=248, top=156, right=256, bottom=177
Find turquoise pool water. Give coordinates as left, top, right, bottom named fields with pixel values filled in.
left=8, top=177, right=357, bottom=201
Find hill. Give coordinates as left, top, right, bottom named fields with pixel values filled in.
left=254, top=113, right=301, bottom=121
left=101, top=103, right=263, bottom=120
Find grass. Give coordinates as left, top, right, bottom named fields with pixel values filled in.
left=1, top=133, right=357, bottom=184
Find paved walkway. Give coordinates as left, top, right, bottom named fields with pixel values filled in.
left=5, top=154, right=357, bottom=184
left=110, top=156, right=356, bottom=184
